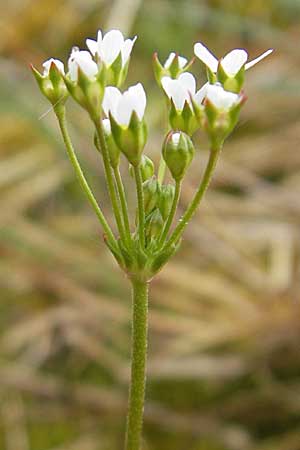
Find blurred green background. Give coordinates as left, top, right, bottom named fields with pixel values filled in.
left=1, top=0, right=300, bottom=449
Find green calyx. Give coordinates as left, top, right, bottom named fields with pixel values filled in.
left=158, top=184, right=175, bottom=220
left=63, top=66, right=105, bottom=121
left=217, top=62, right=245, bottom=93
left=163, top=131, right=195, bottom=182
left=110, top=111, right=147, bottom=167
left=142, top=176, right=160, bottom=215
left=31, top=63, right=68, bottom=106
left=130, top=155, right=154, bottom=181
left=169, top=99, right=199, bottom=136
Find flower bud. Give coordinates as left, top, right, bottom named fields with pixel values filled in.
left=86, top=29, right=137, bottom=88
left=203, top=84, right=245, bottom=148
left=130, top=155, right=154, bottom=181
left=143, top=177, right=160, bottom=215
left=31, top=59, right=68, bottom=106
left=163, top=131, right=195, bottom=182
left=103, top=84, right=147, bottom=166
left=146, top=209, right=164, bottom=241
left=64, top=49, right=105, bottom=120
left=158, top=184, right=175, bottom=220
left=153, top=52, right=193, bottom=86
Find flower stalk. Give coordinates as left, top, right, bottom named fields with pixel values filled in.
left=31, top=28, right=273, bottom=450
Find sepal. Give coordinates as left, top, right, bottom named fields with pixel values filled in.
left=31, top=63, right=68, bottom=106
left=110, top=111, right=147, bottom=166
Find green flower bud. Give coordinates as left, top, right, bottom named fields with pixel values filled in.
left=31, top=59, right=68, bottom=106
left=163, top=131, right=195, bottom=181
left=203, top=84, right=246, bottom=148
left=158, top=184, right=175, bottom=220
left=153, top=52, right=194, bottom=86
left=146, top=209, right=164, bottom=241
left=130, top=155, right=154, bottom=181
left=143, top=177, right=160, bottom=215
left=63, top=49, right=105, bottom=121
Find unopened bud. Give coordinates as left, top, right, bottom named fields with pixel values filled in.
left=163, top=131, right=195, bottom=181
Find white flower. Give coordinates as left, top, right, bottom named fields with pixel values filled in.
left=164, top=52, right=188, bottom=69
left=205, top=84, right=240, bottom=110
left=102, top=118, right=112, bottom=135
left=161, top=72, right=207, bottom=110
left=42, top=58, right=65, bottom=76
left=194, top=42, right=273, bottom=76
left=103, top=83, right=146, bottom=127
left=86, top=29, right=137, bottom=67
left=68, top=48, right=99, bottom=82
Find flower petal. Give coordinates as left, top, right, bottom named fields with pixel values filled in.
left=194, top=42, right=218, bottom=72
left=193, top=82, right=208, bottom=105
left=127, top=82, right=146, bottom=120
left=245, top=49, right=273, bottom=70
left=221, top=49, right=248, bottom=76
left=86, top=39, right=98, bottom=56
left=68, top=49, right=98, bottom=81
left=178, top=72, right=196, bottom=96
left=101, top=29, right=124, bottom=65
left=206, top=84, right=239, bottom=109
left=115, top=93, right=135, bottom=126
left=121, top=36, right=137, bottom=65
left=102, top=118, right=112, bottom=134
left=43, top=58, right=65, bottom=75
left=102, top=86, right=122, bottom=117
left=161, top=77, right=188, bottom=110
left=164, top=52, right=188, bottom=69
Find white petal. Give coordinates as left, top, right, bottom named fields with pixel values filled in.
left=221, top=49, right=248, bottom=76
left=86, top=39, right=98, bottom=56
left=97, top=30, right=103, bottom=43
left=164, top=52, right=187, bottom=69
left=115, top=93, right=136, bottom=126
left=171, top=132, right=181, bottom=145
left=245, top=49, right=273, bottom=70
left=193, top=82, right=208, bottom=105
left=161, top=77, right=188, bottom=110
left=121, top=36, right=137, bottom=65
left=68, top=50, right=98, bottom=81
left=43, top=58, right=65, bottom=75
left=102, top=118, right=111, bottom=135
left=127, top=82, right=146, bottom=120
left=206, top=84, right=239, bottom=109
left=178, top=72, right=196, bottom=96
left=101, top=29, right=124, bottom=65
left=194, top=42, right=218, bottom=72
left=102, top=86, right=122, bottom=117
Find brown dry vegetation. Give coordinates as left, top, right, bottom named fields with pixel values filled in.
left=0, top=1, right=300, bottom=449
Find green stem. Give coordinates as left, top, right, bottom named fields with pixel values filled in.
left=125, top=278, right=149, bottom=450
left=55, top=106, right=116, bottom=248
left=157, top=156, right=166, bottom=185
left=157, top=180, right=181, bottom=248
left=113, top=166, right=132, bottom=246
left=94, top=119, right=127, bottom=244
left=134, top=165, right=145, bottom=249
left=164, top=147, right=221, bottom=251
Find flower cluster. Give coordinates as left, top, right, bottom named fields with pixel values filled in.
left=32, top=28, right=273, bottom=279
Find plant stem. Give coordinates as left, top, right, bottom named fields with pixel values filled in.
left=163, top=147, right=221, bottom=251
left=55, top=106, right=116, bottom=248
left=113, top=166, right=132, bottom=246
left=133, top=165, right=145, bottom=249
left=94, top=119, right=127, bottom=244
left=157, top=156, right=166, bottom=185
left=125, top=278, right=149, bottom=450
left=157, top=179, right=181, bottom=248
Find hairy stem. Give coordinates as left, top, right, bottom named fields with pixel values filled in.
left=125, top=278, right=149, bottom=450
left=55, top=106, right=116, bottom=248
left=113, top=166, right=132, bottom=246
left=164, top=148, right=221, bottom=251
left=94, top=119, right=127, bottom=244
left=157, top=179, right=181, bottom=248
left=133, top=165, right=145, bottom=249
